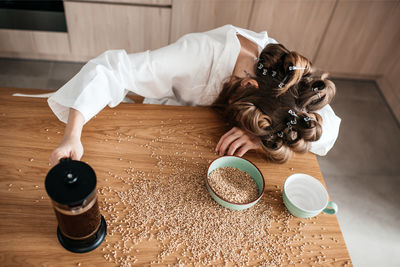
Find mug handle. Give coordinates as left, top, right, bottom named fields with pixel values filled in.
left=322, top=201, right=338, bottom=215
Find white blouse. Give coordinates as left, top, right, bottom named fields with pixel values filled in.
left=48, top=24, right=341, bottom=156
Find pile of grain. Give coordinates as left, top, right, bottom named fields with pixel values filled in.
left=208, top=167, right=259, bottom=203
left=97, top=120, right=326, bottom=266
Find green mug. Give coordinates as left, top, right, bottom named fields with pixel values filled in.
left=283, top=173, right=338, bottom=218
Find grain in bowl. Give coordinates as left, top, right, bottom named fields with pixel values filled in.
left=206, top=156, right=265, bottom=210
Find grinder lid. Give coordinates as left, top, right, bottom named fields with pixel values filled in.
left=45, top=158, right=97, bottom=206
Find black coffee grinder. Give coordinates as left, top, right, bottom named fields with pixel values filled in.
left=45, top=158, right=107, bottom=253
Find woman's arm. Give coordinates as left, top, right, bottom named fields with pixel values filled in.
left=49, top=108, right=85, bottom=165
left=48, top=37, right=204, bottom=125
left=64, top=108, right=85, bottom=140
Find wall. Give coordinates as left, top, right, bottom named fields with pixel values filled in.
left=0, top=0, right=398, bottom=121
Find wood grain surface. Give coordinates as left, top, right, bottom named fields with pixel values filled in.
left=170, top=0, right=253, bottom=43
left=0, top=88, right=352, bottom=266
left=314, top=0, right=400, bottom=76
left=248, top=0, right=336, bottom=62
left=0, top=30, right=70, bottom=59
left=71, top=0, right=172, bottom=6
left=65, top=1, right=171, bottom=58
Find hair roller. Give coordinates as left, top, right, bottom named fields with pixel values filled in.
left=262, top=134, right=283, bottom=151
left=255, top=44, right=312, bottom=96
left=281, top=123, right=308, bottom=153
left=288, top=138, right=310, bottom=153
left=261, top=138, right=292, bottom=163
left=297, top=76, right=336, bottom=111
left=295, top=112, right=322, bottom=142
left=270, top=50, right=312, bottom=96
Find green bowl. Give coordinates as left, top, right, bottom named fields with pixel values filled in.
left=206, top=156, right=265, bottom=210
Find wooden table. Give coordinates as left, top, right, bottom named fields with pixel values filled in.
left=0, top=88, right=352, bottom=266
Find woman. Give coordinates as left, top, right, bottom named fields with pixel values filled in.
left=49, top=25, right=340, bottom=165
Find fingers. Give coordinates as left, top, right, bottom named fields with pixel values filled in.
left=217, top=129, right=244, bottom=156
left=70, top=151, right=78, bottom=161
left=228, top=138, right=261, bottom=157
left=216, top=127, right=262, bottom=157
left=236, top=144, right=253, bottom=157
left=236, top=137, right=261, bottom=157
left=50, top=149, right=67, bottom=166
left=216, top=127, right=238, bottom=153
left=226, top=137, right=247, bottom=156
left=49, top=137, right=84, bottom=166
left=70, top=149, right=83, bottom=161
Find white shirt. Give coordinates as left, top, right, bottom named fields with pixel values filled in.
left=48, top=24, right=341, bottom=156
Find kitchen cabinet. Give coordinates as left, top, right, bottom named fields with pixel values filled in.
left=0, top=30, right=70, bottom=61
left=377, top=3, right=400, bottom=120
left=315, top=0, right=400, bottom=121
left=64, top=1, right=171, bottom=60
left=170, top=0, right=253, bottom=42
left=382, top=3, right=400, bottom=120
left=248, top=0, right=336, bottom=62
left=314, top=0, right=399, bottom=77
left=79, top=0, right=171, bottom=5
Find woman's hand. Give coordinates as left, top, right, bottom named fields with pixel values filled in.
left=50, top=136, right=84, bottom=166
left=215, top=127, right=261, bottom=157
left=49, top=108, right=85, bottom=166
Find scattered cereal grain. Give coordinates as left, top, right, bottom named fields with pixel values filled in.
left=96, top=128, right=317, bottom=266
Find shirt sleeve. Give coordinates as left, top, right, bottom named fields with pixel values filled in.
left=309, top=104, right=341, bottom=156
left=268, top=37, right=278, bottom=45
left=48, top=34, right=206, bottom=124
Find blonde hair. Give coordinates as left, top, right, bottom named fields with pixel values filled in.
left=255, top=44, right=312, bottom=95
left=213, top=44, right=336, bottom=163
